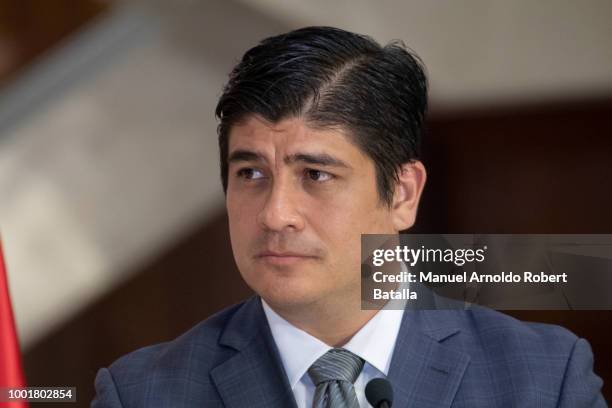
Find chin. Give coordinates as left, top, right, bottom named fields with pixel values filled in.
left=256, top=280, right=324, bottom=310
left=262, top=294, right=314, bottom=312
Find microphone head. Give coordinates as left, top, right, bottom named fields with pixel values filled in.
left=365, top=378, right=394, bottom=407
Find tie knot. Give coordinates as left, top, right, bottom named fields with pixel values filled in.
left=308, top=348, right=365, bottom=386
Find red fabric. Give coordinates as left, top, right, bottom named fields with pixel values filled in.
left=0, top=239, right=28, bottom=407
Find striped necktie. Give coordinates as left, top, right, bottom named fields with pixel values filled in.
left=308, top=348, right=365, bottom=408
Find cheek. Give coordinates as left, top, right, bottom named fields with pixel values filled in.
left=227, top=194, right=257, bottom=252
left=309, top=196, right=374, bottom=255
left=227, top=188, right=260, bottom=221
left=312, top=186, right=390, bottom=234
left=308, top=191, right=394, bottom=271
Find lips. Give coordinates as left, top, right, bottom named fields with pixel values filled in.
left=255, top=250, right=317, bottom=265
left=257, top=251, right=313, bottom=258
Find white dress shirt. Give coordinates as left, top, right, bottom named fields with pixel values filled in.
left=262, top=271, right=407, bottom=408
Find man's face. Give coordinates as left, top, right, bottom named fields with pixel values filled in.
left=226, top=115, right=400, bottom=310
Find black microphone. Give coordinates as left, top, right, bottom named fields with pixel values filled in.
left=365, top=378, right=393, bottom=408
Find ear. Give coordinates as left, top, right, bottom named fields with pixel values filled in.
left=391, top=161, right=427, bottom=231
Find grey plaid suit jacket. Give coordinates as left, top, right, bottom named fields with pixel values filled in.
left=91, top=295, right=606, bottom=407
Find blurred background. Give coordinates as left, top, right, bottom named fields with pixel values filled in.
left=1, top=0, right=611, bottom=405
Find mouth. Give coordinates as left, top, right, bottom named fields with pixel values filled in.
left=255, top=251, right=318, bottom=265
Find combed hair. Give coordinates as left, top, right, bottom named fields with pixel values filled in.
left=215, top=26, right=428, bottom=206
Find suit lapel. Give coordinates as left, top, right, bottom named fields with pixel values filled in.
left=211, top=296, right=297, bottom=408
left=388, top=309, right=470, bottom=408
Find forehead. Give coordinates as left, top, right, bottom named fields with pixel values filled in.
left=228, top=115, right=367, bottom=161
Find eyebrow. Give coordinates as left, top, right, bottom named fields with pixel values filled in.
left=227, top=149, right=264, bottom=164
left=286, top=153, right=350, bottom=168
left=228, top=149, right=350, bottom=169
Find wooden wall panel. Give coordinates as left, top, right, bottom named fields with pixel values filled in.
left=0, top=0, right=109, bottom=87
left=23, top=98, right=612, bottom=405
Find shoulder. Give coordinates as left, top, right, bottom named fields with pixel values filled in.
left=463, top=307, right=579, bottom=353
left=444, top=307, right=587, bottom=386
left=421, top=306, right=580, bottom=352
left=441, top=308, right=605, bottom=405
left=125, top=301, right=238, bottom=353
left=95, top=300, right=250, bottom=405
left=111, top=300, right=244, bottom=375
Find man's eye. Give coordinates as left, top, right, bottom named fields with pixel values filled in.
left=237, top=168, right=265, bottom=180
left=305, top=169, right=333, bottom=182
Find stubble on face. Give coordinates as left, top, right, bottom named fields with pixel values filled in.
left=225, top=115, right=396, bottom=315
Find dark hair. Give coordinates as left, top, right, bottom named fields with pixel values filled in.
left=215, top=26, right=428, bottom=206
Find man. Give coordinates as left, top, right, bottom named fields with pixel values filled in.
left=92, top=27, right=605, bottom=407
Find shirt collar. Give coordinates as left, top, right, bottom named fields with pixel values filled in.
left=262, top=300, right=331, bottom=389
left=262, top=300, right=405, bottom=388
left=344, top=260, right=408, bottom=374
left=342, top=306, right=404, bottom=375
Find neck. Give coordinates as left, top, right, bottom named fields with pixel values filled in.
left=264, top=294, right=381, bottom=347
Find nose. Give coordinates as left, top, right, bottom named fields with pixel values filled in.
left=257, top=176, right=305, bottom=232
